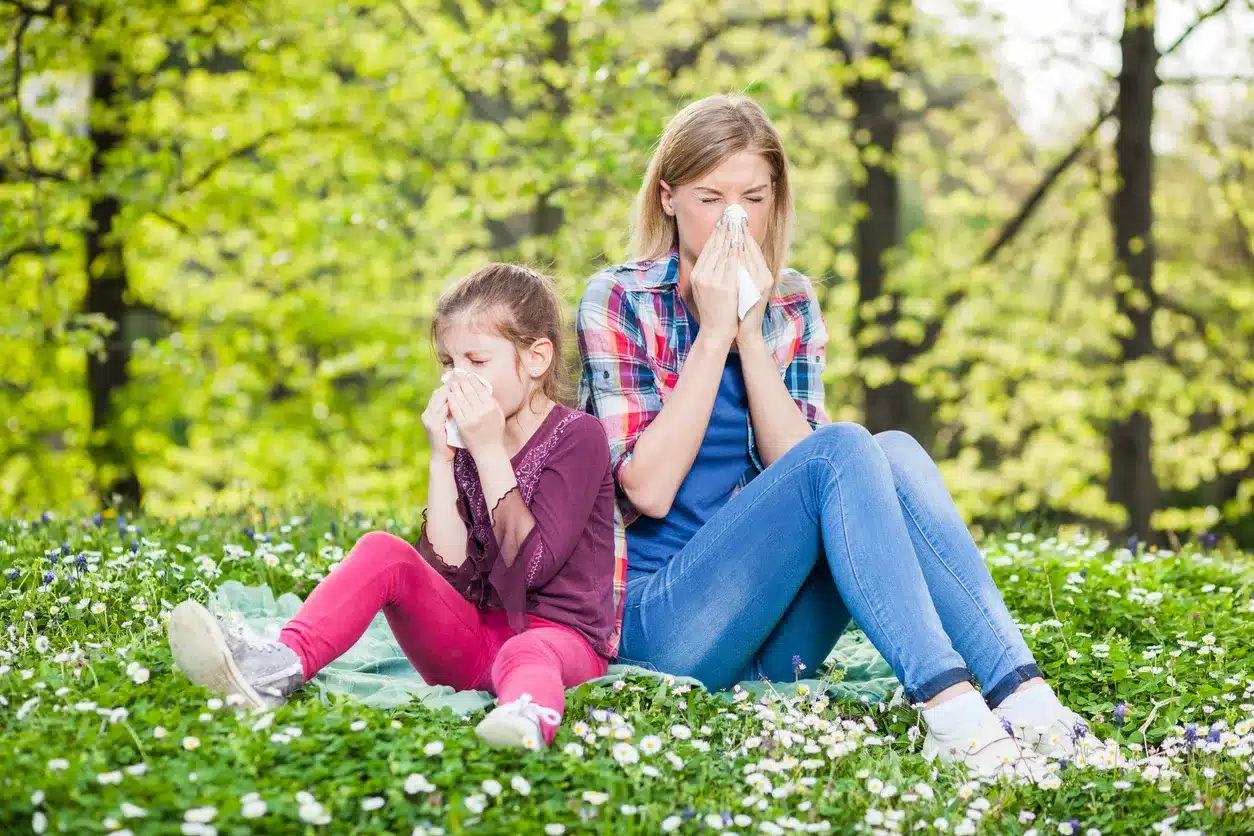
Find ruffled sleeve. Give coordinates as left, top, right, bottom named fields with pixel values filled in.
left=483, top=417, right=612, bottom=633
left=415, top=494, right=484, bottom=600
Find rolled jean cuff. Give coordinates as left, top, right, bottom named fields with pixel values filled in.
left=984, top=663, right=1043, bottom=708
left=907, top=667, right=974, bottom=705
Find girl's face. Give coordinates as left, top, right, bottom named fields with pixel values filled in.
left=436, top=313, right=552, bottom=418
left=661, top=150, right=774, bottom=269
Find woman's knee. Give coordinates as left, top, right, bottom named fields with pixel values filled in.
left=807, top=421, right=880, bottom=460
left=873, top=430, right=937, bottom=474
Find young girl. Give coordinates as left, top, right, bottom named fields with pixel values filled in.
left=168, top=263, right=622, bottom=749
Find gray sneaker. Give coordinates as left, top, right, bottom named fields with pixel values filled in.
left=167, top=600, right=304, bottom=709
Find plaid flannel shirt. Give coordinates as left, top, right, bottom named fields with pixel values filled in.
left=576, top=250, right=831, bottom=534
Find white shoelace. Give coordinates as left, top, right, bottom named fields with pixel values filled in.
left=512, top=693, right=561, bottom=726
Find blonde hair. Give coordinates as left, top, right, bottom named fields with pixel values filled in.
left=432, top=263, right=570, bottom=406
left=631, top=94, right=795, bottom=278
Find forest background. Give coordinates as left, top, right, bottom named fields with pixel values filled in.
left=2, top=0, right=1252, bottom=545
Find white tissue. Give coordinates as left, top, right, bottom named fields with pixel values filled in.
left=723, top=204, right=761, bottom=320
left=440, top=369, right=492, bottom=449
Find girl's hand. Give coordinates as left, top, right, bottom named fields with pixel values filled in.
left=421, top=386, right=455, bottom=464
left=447, top=372, right=506, bottom=459
left=689, top=217, right=739, bottom=345
left=736, top=232, right=774, bottom=347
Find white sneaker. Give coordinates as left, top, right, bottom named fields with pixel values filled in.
left=474, top=694, right=561, bottom=751
left=167, top=600, right=303, bottom=710
left=995, top=705, right=1101, bottom=759
left=922, top=712, right=1048, bottom=781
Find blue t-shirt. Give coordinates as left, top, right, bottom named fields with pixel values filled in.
left=626, top=311, right=755, bottom=576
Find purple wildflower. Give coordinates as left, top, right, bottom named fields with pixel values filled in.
left=1070, top=718, right=1090, bottom=743
left=1127, top=534, right=1139, bottom=552
left=1001, top=717, right=1016, bottom=737
left=42, top=570, right=56, bottom=586
left=1067, top=819, right=1081, bottom=835
left=92, top=512, right=103, bottom=527
left=1201, top=532, right=1217, bottom=550
left=791, top=654, right=806, bottom=676
left=1207, top=725, right=1222, bottom=744
left=1184, top=723, right=1199, bottom=744
left=1113, top=701, right=1128, bottom=728
left=5, top=568, right=19, bottom=582
left=130, top=541, right=140, bottom=553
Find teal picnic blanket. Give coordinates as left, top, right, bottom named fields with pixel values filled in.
left=210, top=581, right=898, bottom=715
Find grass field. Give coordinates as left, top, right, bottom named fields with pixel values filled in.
left=2, top=508, right=1252, bottom=835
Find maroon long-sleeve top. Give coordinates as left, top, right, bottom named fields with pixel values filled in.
left=415, top=406, right=618, bottom=658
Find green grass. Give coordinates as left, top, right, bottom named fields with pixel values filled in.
left=2, top=508, right=1253, bottom=835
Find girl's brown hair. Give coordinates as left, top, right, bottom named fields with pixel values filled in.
left=632, top=94, right=796, bottom=278
left=431, top=263, right=569, bottom=406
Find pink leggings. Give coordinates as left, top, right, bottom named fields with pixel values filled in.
left=278, top=531, right=607, bottom=744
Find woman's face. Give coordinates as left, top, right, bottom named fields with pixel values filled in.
left=661, top=151, right=774, bottom=268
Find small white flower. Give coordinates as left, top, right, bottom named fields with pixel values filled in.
left=544, top=826, right=565, bottom=836
left=184, top=806, right=217, bottom=823
left=562, top=743, right=584, bottom=757
left=119, top=803, right=147, bottom=819
left=640, top=735, right=662, bottom=755
left=405, top=774, right=435, bottom=794
left=97, top=771, right=123, bottom=785
left=866, top=809, right=885, bottom=826
left=47, top=759, right=69, bottom=771
left=423, top=741, right=444, bottom=756
left=582, top=790, right=609, bottom=806
left=350, top=720, right=367, bottom=732
left=34, top=635, right=50, bottom=653
left=361, top=796, right=385, bottom=811
left=464, top=793, right=487, bottom=815
left=182, top=736, right=200, bottom=751
left=130, top=668, right=150, bottom=684
left=612, top=742, right=639, bottom=765
left=510, top=776, right=531, bottom=796
left=482, top=779, right=502, bottom=797
left=670, top=724, right=692, bottom=740
left=241, top=799, right=267, bottom=818
left=662, top=816, right=683, bottom=832
left=153, top=727, right=167, bottom=739
left=33, top=812, right=47, bottom=834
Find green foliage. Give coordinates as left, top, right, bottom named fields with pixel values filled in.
left=1, top=0, right=1251, bottom=538
left=2, top=512, right=1254, bottom=833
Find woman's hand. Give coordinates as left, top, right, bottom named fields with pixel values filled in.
left=736, top=230, right=774, bottom=348
left=446, top=372, right=506, bottom=460
left=689, top=217, right=739, bottom=345
left=421, top=386, right=455, bottom=464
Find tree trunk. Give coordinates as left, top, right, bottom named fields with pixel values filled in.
left=850, top=0, right=930, bottom=442
left=1108, top=0, right=1159, bottom=540
left=86, top=67, right=141, bottom=507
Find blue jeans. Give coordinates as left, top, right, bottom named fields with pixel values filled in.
left=618, top=423, right=1040, bottom=706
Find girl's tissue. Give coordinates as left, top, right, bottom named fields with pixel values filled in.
left=440, top=369, right=492, bottom=449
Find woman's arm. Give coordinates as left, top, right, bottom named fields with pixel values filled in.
left=736, top=237, right=830, bottom=466
left=618, top=328, right=733, bottom=517
left=738, top=337, right=813, bottom=466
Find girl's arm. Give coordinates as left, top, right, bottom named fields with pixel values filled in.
left=420, top=458, right=469, bottom=566
left=470, top=417, right=611, bottom=628
left=415, top=385, right=478, bottom=590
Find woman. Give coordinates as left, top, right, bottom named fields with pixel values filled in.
left=576, top=94, right=1092, bottom=778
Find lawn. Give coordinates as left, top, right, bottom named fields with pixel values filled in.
left=2, top=508, right=1252, bottom=835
